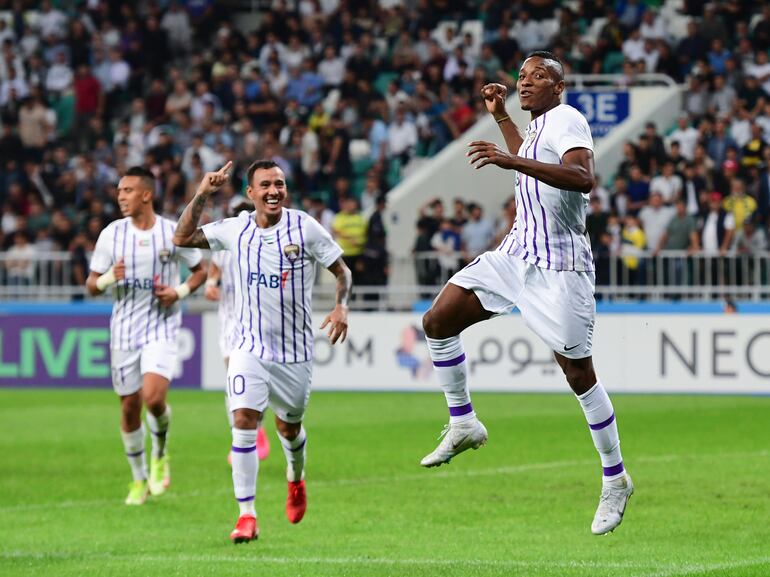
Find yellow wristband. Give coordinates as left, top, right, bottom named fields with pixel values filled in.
left=495, top=115, right=510, bottom=124
left=174, top=283, right=191, bottom=300
left=96, top=268, right=117, bottom=291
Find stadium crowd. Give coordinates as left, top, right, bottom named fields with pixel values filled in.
left=1, top=0, right=770, bottom=294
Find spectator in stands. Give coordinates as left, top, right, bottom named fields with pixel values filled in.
left=332, top=196, right=367, bottom=286
left=709, top=74, right=736, bottom=116
left=706, top=118, right=738, bottom=168
left=431, top=218, right=461, bottom=281
left=360, top=195, right=388, bottom=305
left=461, top=203, right=494, bottom=262
left=627, top=164, right=650, bottom=214
left=640, top=191, right=675, bottom=256
left=702, top=192, right=735, bottom=257
left=621, top=214, right=646, bottom=285
left=657, top=199, right=700, bottom=253
left=5, top=230, right=36, bottom=287
left=723, top=178, right=757, bottom=228
left=650, top=160, right=683, bottom=205
left=388, top=106, right=417, bottom=165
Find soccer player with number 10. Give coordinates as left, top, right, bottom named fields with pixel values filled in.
left=174, top=159, right=352, bottom=543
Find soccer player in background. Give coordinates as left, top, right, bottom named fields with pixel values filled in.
left=86, top=166, right=206, bottom=505
left=419, top=52, right=633, bottom=535
left=174, top=160, right=352, bottom=544
left=204, top=195, right=270, bottom=463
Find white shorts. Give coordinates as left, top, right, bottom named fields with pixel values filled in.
left=226, top=349, right=313, bottom=423
left=110, top=341, right=178, bottom=397
left=449, top=251, right=596, bottom=359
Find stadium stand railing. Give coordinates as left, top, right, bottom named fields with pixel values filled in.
left=3, top=251, right=769, bottom=308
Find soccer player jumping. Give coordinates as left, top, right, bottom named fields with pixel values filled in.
left=420, top=52, right=633, bottom=535
left=174, top=160, right=352, bottom=544
left=87, top=167, right=206, bottom=505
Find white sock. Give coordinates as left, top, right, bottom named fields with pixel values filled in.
left=232, top=428, right=258, bottom=517
left=120, top=426, right=147, bottom=481
left=146, top=405, right=171, bottom=459
left=279, top=427, right=307, bottom=482
left=576, top=381, right=625, bottom=482
left=426, top=336, right=475, bottom=423
left=224, top=394, right=234, bottom=429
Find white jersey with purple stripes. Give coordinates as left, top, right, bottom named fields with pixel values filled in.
left=201, top=208, right=343, bottom=364
left=211, top=246, right=239, bottom=357
left=498, top=103, right=594, bottom=272
left=90, top=216, right=203, bottom=351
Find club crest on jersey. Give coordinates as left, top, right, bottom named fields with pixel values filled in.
left=138, top=238, right=151, bottom=247
left=159, top=249, right=171, bottom=264
left=283, top=244, right=300, bottom=263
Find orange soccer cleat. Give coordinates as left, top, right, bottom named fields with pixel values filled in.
left=257, top=426, right=270, bottom=461
left=230, top=515, right=259, bottom=544
left=286, top=480, right=307, bottom=524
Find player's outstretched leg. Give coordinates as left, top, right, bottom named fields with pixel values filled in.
left=120, top=392, right=149, bottom=505
left=420, top=284, right=491, bottom=467
left=230, top=425, right=260, bottom=543
left=559, top=355, right=633, bottom=534
left=276, top=418, right=307, bottom=524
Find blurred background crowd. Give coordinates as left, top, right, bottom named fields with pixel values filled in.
left=2, top=0, right=770, bottom=295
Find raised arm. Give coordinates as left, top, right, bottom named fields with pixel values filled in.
left=173, top=161, right=233, bottom=248
left=481, top=83, right=524, bottom=154
left=319, top=257, right=352, bottom=344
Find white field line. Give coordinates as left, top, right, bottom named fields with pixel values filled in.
left=0, top=449, right=767, bottom=514
left=2, top=551, right=770, bottom=577
left=645, top=557, right=770, bottom=577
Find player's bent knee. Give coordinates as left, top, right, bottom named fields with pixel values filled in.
left=422, top=310, right=444, bottom=339
left=275, top=418, right=302, bottom=440
left=233, top=408, right=261, bottom=430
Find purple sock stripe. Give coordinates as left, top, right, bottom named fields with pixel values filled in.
left=432, top=353, right=466, bottom=367
left=448, top=403, right=474, bottom=417
left=126, top=450, right=144, bottom=457
left=236, top=495, right=255, bottom=502
left=588, top=412, right=616, bottom=431
left=603, top=461, right=625, bottom=477
left=231, top=445, right=257, bottom=453
left=289, top=438, right=307, bottom=452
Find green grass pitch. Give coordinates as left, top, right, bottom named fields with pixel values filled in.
left=1, top=389, right=769, bottom=577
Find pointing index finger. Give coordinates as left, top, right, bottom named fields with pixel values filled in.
left=218, top=160, right=233, bottom=175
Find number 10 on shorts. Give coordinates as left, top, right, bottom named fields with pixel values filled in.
left=227, top=374, right=246, bottom=397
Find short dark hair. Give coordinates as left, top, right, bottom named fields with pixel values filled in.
left=247, top=159, right=280, bottom=185
left=526, top=50, right=564, bottom=80
left=124, top=166, right=155, bottom=192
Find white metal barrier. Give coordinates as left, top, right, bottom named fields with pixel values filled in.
left=1, top=250, right=768, bottom=306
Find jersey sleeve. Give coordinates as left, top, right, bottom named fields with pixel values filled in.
left=89, top=226, right=114, bottom=273
left=553, top=107, right=594, bottom=159
left=177, top=246, right=203, bottom=268
left=303, top=215, right=344, bottom=268
left=201, top=217, right=241, bottom=252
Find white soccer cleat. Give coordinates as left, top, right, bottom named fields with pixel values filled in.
left=420, top=419, right=488, bottom=467
left=591, top=473, right=634, bottom=535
